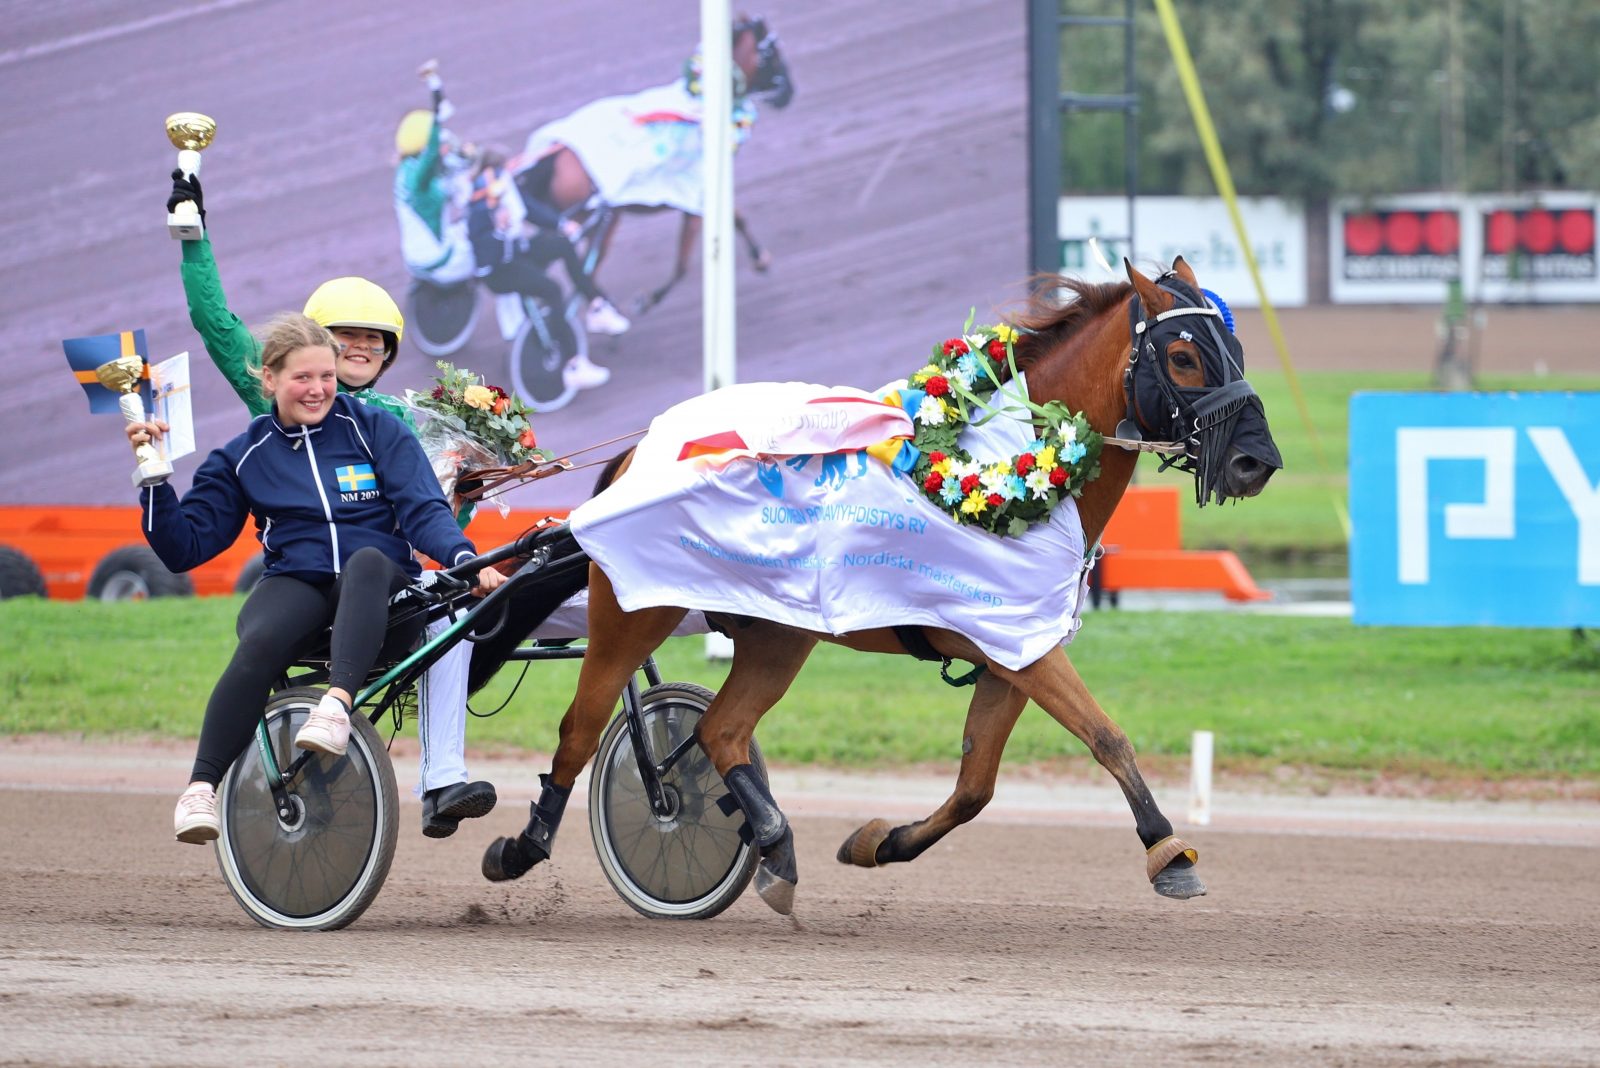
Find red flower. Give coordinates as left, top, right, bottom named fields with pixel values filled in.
left=431, top=385, right=446, bottom=399
left=928, top=450, right=946, bottom=465
left=923, top=472, right=943, bottom=493
left=987, top=493, right=1004, bottom=507
left=1014, top=453, right=1035, bottom=476
left=960, top=474, right=980, bottom=495
left=489, top=385, right=509, bottom=400
left=519, top=427, right=537, bottom=449
left=925, top=375, right=949, bottom=398
left=941, top=338, right=969, bottom=356
left=987, top=338, right=1006, bottom=360
left=1048, top=466, right=1068, bottom=486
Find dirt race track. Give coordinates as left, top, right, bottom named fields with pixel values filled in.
left=2, top=739, right=1597, bottom=1067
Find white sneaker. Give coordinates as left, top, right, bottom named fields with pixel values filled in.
left=174, top=782, right=219, bottom=844
left=563, top=353, right=611, bottom=391
left=294, top=694, right=352, bottom=757
left=585, top=297, right=631, bottom=336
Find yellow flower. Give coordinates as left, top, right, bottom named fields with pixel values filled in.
left=1037, top=445, right=1057, bottom=469
left=959, top=490, right=988, bottom=515
left=992, top=323, right=1019, bottom=344
left=933, top=457, right=953, bottom=477
left=463, top=385, right=494, bottom=410
left=910, top=364, right=940, bottom=385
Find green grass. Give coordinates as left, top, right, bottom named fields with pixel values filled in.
left=1156, top=371, right=1600, bottom=556
left=5, top=597, right=1597, bottom=780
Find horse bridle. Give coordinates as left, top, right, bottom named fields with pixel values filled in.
left=1113, top=274, right=1265, bottom=504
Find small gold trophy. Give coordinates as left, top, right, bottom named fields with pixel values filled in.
left=96, top=355, right=174, bottom=487
left=165, top=112, right=216, bottom=240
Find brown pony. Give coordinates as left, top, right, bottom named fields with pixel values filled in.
left=483, top=257, right=1282, bottom=913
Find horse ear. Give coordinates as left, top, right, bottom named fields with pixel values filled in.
left=1125, top=258, right=1165, bottom=312
left=1171, top=255, right=1199, bottom=288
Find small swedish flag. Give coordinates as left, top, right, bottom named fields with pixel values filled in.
left=62, top=329, right=151, bottom=414
left=336, top=464, right=377, bottom=492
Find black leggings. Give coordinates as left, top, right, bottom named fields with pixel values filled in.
left=190, top=547, right=421, bottom=786
left=483, top=244, right=583, bottom=359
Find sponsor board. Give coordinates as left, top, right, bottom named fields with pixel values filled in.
left=1056, top=196, right=1306, bottom=307
left=1350, top=391, right=1600, bottom=626
left=1332, top=192, right=1600, bottom=304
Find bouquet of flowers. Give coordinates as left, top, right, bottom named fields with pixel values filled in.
left=405, top=362, right=549, bottom=515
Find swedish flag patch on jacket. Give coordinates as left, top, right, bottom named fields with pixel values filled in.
left=336, top=463, right=378, bottom=500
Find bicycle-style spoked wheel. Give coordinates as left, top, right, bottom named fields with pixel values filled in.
left=215, top=687, right=399, bottom=930
left=406, top=278, right=478, bottom=357
left=508, top=298, right=576, bottom=414
left=589, top=682, right=761, bottom=920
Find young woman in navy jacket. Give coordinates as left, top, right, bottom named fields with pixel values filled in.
left=128, top=313, right=505, bottom=842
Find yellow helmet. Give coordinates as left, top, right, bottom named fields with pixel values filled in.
left=302, top=277, right=405, bottom=367
left=395, top=109, right=433, bottom=157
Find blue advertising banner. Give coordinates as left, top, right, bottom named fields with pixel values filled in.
left=1350, top=392, right=1600, bottom=626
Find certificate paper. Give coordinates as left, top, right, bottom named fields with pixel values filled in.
left=150, top=351, right=195, bottom=462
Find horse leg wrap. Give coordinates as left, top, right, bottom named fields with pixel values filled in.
left=481, top=775, right=571, bottom=883
left=519, top=774, right=572, bottom=863
left=723, top=764, right=787, bottom=848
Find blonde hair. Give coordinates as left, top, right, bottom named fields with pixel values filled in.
left=252, top=313, right=337, bottom=399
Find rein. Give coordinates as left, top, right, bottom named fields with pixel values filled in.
left=458, top=428, right=647, bottom=502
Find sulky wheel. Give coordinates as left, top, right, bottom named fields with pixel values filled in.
left=214, top=687, right=399, bottom=930
left=588, top=682, right=762, bottom=920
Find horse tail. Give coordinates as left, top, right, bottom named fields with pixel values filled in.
left=465, top=447, right=637, bottom=696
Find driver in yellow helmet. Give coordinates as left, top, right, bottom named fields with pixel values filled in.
left=160, top=166, right=501, bottom=839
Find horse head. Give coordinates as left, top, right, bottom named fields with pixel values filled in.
left=735, top=15, right=795, bottom=109
left=1122, top=257, right=1282, bottom=505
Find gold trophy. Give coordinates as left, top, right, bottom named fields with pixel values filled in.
left=165, top=112, right=216, bottom=240
left=96, top=355, right=174, bottom=487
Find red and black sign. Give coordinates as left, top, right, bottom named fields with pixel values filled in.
left=1481, top=207, right=1596, bottom=280
left=1341, top=209, right=1461, bottom=280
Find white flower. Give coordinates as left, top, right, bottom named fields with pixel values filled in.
left=1060, top=422, right=1077, bottom=443
left=980, top=465, right=1010, bottom=495
left=1025, top=469, right=1053, bottom=499
left=916, top=396, right=947, bottom=425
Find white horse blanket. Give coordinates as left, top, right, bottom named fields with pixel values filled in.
left=568, top=379, right=1090, bottom=671
left=523, top=81, right=755, bottom=215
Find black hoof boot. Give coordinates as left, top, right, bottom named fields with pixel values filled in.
left=724, top=764, right=797, bottom=914
left=755, top=827, right=798, bottom=915
left=480, top=775, right=571, bottom=883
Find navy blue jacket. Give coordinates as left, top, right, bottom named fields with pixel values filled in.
left=140, top=394, right=475, bottom=582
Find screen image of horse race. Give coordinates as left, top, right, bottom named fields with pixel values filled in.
left=2, top=2, right=1597, bottom=1066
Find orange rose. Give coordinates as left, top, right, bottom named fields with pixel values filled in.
left=519, top=428, right=537, bottom=449
left=493, top=397, right=510, bottom=415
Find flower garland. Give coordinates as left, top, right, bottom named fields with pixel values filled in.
left=902, top=317, right=1102, bottom=537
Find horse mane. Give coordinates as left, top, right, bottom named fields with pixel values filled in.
left=1002, top=277, right=1132, bottom=382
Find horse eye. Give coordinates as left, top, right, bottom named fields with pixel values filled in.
left=1170, top=350, right=1197, bottom=370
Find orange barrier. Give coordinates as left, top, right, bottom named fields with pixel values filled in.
left=0, top=504, right=569, bottom=601
left=1097, top=486, right=1268, bottom=602
left=2, top=490, right=1260, bottom=602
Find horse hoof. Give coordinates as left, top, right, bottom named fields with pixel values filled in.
left=1153, top=866, right=1207, bottom=900
left=836, top=818, right=893, bottom=868
left=481, top=836, right=535, bottom=883
left=754, top=862, right=796, bottom=915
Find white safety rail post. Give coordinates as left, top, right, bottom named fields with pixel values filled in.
left=701, top=0, right=735, bottom=662
left=1188, top=729, right=1214, bottom=826
left=700, top=0, right=735, bottom=394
